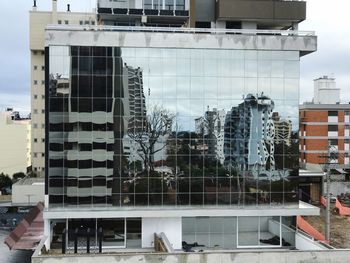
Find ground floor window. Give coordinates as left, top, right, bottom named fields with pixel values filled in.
left=52, top=218, right=141, bottom=252
left=182, top=216, right=295, bottom=250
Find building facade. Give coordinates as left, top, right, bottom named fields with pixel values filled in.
left=41, top=0, right=318, bottom=254
left=30, top=0, right=96, bottom=176
left=0, top=108, right=31, bottom=177
left=300, top=77, right=350, bottom=169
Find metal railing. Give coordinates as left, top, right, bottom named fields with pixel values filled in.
left=46, top=24, right=315, bottom=37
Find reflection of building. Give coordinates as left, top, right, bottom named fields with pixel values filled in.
left=122, top=64, right=168, bottom=164
left=0, top=108, right=31, bottom=177
left=124, top=65, right=147, bottom=133
left=224, top=94, right=275, bottom=172
left=300, top=76, right=350, bottom=169
left=41, top=0, right=322, bottom=256
left=273, top=112, right=292, bottom=146
left=30, top=1, right=96, bottom=176
left=195, top=108, right=226, bottom=164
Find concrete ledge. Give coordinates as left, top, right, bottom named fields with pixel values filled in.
left=44, top=202, right=319, bottom=220
left=32, top=250, right=350, bottom=263
left=45, top=27, right=317, bottom=55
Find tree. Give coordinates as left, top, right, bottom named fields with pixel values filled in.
left=0, top=173, right=12, bottom=194
left=12, top=172, right=26, bottom=181
left=128, top=105, right=174, bottom=173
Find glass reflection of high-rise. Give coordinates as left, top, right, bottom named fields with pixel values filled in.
left=48, top=46, right=300, bottom=208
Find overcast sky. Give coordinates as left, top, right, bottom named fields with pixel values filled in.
left=0, top=0, right=349, bottom=114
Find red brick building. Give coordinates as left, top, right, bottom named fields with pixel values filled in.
left=300, top=104, right=350, bottom=167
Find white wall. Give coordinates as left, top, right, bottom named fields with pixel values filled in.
left=0, top=112, right=29, bottom=176
left=313, top=77, right=339, bottom=104
left=268, top=219, right=295, bottom=246
left=142, top=217, right=182, bottom=249
left=295, top=232, right=328, bottom=250
left=12, top=182, right=45, bottom=205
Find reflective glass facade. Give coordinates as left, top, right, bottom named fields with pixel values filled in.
left=47, top=46, right=300, bottom=208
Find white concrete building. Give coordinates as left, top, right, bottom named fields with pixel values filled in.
left=0, top=108, right=31, bottom=177
left=30, top=0, right=96, bottom=176
left=12, top=177, right=45, bottom=205
left=35, top=0, right=324, bottom=256
left=313, top=76, right=340, bottom=104
left=43, top=26, right=318, bottom=253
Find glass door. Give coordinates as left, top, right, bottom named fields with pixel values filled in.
left=97, top=218, right=126, bottom=248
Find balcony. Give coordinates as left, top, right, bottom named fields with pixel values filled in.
left=97, top=7, right=189, bottom=24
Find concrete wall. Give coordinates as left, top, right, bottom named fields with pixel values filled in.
left=324, top=182, right=350, bottom=196
left=142, top=217, right=182, bottom=249
left=32, top=250, right=350, bottom=263
left=216, top=0, right=306, bottom=22
left=45, top=29, right=317, bottom=55
left=12, top=182, right=44, bottom=205
left=295, top=232, right=328, bottom=251
left=195, top=0, right=215, bottom=22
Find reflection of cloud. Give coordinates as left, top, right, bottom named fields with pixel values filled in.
left=123, top=48, right=300, bottom=132
left=49, top=46, right=70, bottom=78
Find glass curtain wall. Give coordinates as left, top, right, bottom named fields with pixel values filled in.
left=47, top=46, right=300, bottom=208
left=182, top=216, right=294, bottom=249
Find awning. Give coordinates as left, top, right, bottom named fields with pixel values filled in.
left=4, top=202, right=44, bottom=250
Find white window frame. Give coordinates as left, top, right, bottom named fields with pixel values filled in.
left=236, top=216, right=282, bottom=249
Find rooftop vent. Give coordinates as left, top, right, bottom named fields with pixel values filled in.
left=67, top=4, right=70, bottom=12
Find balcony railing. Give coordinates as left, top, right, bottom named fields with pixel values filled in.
left=98, top=7, right=189, bottom=17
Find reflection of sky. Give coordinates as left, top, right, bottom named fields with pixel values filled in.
left=49, top=46, right=70, bottom=78
left=48, top=46, right=300, bottom=132
left=122, top=48, right=300, bottom=132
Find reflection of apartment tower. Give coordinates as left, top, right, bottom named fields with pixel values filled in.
left=30, top=0, right=96, bottom=176
left=195, top=116, right=207, bottom=135
left=272, top=112, right=292, bottom=146
left=125, top=65, right=147, bottom=133
left=196, top=108, right=226, bottom=164
left=224, top=94, right=275, bottom=172
left=122, top=65, right=147, bottom=163
left=122, top=64, right=170, bottom=164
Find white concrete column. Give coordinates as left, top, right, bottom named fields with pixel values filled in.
left=242, top=21, right=257, bottom=30
left=44, top=219, right=51, bottom=250
left=142, top=217, right=182, bottom=249
left=52, top=0, right=58, bottom=24
left=292, top=22, right=299, bottom=31
left=212, top=21, right=226, bottom=29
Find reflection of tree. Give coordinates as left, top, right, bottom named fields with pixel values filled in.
left=274, top=131, right=299, bottom=176
left=128, top=105, right=174, bottom=173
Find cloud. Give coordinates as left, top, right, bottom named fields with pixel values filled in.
left=299, top=0, right=350, bottom=103
left=0, top=0, right=97, bottom=112
left=1, top=0, right=349, bottom=111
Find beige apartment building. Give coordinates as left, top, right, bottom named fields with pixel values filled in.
left=0, top=108, right=31, bottom=177
left=29, top=0, right=96, bottom=175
